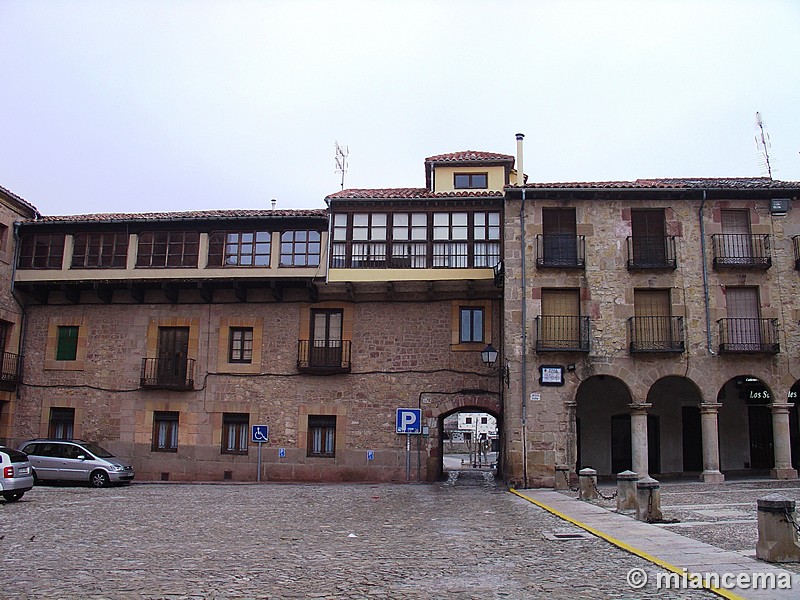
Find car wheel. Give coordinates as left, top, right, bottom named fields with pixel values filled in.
left=90, top=470, right=110, bottom=488
left=32, top=470, right=39, bottom=485
left=3, top=492, right=24, bottom=502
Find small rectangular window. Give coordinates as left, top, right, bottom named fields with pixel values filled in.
left=48, top=407, right=75, bottom=439
left=459, top=307, right=484, bottom=343
left=208, top=231, right=271, bottom=267
left=228, top=327, right=254, bottom=364
left=152, top=411, right=179, bottom=452
left=222, top=413, right=249, bottom=454
left=56, top=326, right=79, bottom=361
left=454, top=173, right=488, bottom=189
left=307, top=415, right=336, bottom=457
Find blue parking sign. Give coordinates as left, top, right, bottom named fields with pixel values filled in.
left=396, top=408, right=422, bottom=434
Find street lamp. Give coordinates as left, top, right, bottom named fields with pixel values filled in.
left=481, top=343, right=509, bottom=387
left=481, top=344, right=499, bottom=366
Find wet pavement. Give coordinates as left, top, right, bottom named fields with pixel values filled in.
left=1, top=470, right=718, bottom=599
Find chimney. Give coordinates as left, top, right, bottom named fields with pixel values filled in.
left=515, top=133, right=525, bottom=185
left=271, top=198, right=277, bottom=210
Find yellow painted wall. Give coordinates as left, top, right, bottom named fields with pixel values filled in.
left=433, top=165, right=507, bottom=193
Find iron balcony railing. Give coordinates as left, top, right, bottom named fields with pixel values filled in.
left=717, top=318, right=779, bottom=354
left=140, top=357, right=196, bottom=390
left=297, top=340, right=352, bottom=374
left=628, top=317, right=685, bottom=353
left=536, top=235, right=586, bottom=269
left=535, top=316, right=590, bottom=352
left=711, top=234, right=771, bottom=269
left=626, top=236, right=677, bottom=270
left=0, top=351, right=21, bottom=387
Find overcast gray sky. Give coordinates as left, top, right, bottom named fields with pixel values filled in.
left=1, top=0, right=798, bottom=216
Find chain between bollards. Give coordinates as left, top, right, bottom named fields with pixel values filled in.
left=592, top=480, right=618, bottom=501
left=782, top=507, right=800, bottom=535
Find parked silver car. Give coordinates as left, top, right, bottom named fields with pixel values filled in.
left=0, top=446, right=34, bottom=501
left=19, top=439, right=135, bottom=488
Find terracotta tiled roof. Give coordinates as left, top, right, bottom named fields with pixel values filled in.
left=32, top=208, right=327, bottom=225
left=424, top=151, right=515, bottom=164
left=325, top=188, right=503, bottom=201
left=510, top=177, right=800, bottom=190
left=0, top=184, right=40, bottom=217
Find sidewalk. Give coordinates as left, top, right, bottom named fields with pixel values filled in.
left=513, top=487, right=800, bottom=599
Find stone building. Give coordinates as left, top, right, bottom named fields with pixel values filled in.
left=5, top=139, right=800, bottom=488
left=6, top=151, right=515, bottom=483
left=503, top=135, right=800, bottom=487
left=0, top=185, right=39, bottom=441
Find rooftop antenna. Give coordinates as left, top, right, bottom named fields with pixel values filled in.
left=755, top=112, right=773, bottom=179
left=335, top=141, right=349, bottom=190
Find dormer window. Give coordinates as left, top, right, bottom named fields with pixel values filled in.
left=454, top=173, right=488, bottom=190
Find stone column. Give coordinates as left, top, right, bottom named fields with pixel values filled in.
left=699, top=402, right=725, bottom=483
left=629, top=403, right=651, bottom=478
left=770, top=403, right=798, bottom=480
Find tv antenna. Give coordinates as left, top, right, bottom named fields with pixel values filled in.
left=335, top=141, right=349, bottom=190
left=755, top=112, right=773, bottom=179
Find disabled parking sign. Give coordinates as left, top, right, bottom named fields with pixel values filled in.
left=396, top=408, right=422, bottom=434
left=251, top=425, right=269, bottom=443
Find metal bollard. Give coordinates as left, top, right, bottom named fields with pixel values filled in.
left=578, top=468, right=598, bottom=500
left=554, top=465, right=571, bottom=490
left=635, top=476, right=663, bottom=522
left=616, top=470, right=639, bottom=513
left=756, top=494, right=800, bottom=562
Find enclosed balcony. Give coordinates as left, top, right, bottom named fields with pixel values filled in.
left=628, top=317, right=685, bottom=353
left=626, top=236, right=677, bottom=270
left=297, top=340, right=352, bottom=374
left=711, top=234, right=771, bottom=269
left=140, top=357, right=196, bottom=390
left=0, top=352, right=21, bottom=390
left=534, top=316, right=590, bottom=352
left=717, top=318, right=779, bottom=354
left=535, top=235, right=585, bottom=269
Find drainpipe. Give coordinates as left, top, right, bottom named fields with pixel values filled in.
left=516, top=133, right=529, bottom=488
left=698, top=191, right=715, bottom=355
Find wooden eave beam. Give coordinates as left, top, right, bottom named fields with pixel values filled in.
left=62, top=284, right=80, bottom=304
left=162, top=283, right=179, bottom=304
left=93, top=283, right=113, bottom=304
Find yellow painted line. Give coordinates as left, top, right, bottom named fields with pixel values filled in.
left=510, top=488, right=746, bottom=600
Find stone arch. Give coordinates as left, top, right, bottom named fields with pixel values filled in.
left=575, top=375, right=634, bottom=476
left=645, top=375, right=704, bottom=475
left=717, top=375, right=774, bottom=472
left=423, top=391, right=501, bottom=482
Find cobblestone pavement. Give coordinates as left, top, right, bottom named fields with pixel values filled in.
left=583, top=477, right=800, bottom=575
left=1, top=471, right=716, bottom=599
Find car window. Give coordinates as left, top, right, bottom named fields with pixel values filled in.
left=2, top=448, right=30, bottom=463
left=63, top=445, right=83, bottom=459
left=21, top=443, right=40, bottom=456
left=39, top=443, right=67, bottom=458
left=81, top=443, right=113, bottom=458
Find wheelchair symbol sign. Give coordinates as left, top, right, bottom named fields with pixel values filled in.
left=251, top=425, right=269, bottom=443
